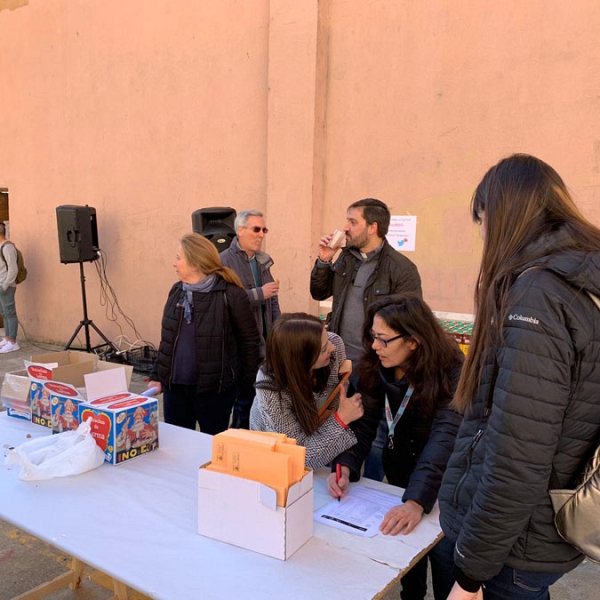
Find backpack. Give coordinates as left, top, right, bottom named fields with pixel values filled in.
left=548, top=291, right=600, bottom=564
left=1, top=241, right=27, bottom=284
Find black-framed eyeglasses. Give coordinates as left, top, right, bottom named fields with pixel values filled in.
left=368, top=330, right=405, bottom=348
left=243, top=226, right=268, bottom=234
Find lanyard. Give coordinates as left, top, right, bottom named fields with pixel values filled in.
left=384, top=385, right=414, bottom=450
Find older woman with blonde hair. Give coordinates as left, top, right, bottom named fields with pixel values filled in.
left=148, top=233, right=261, bottom=434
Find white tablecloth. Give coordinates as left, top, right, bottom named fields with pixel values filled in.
left=1, top=414, right=441, bottom=600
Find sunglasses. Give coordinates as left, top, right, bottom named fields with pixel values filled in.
left=243, top=226, right=269, bottom=234
left=368, top=330, right=406, bottom=348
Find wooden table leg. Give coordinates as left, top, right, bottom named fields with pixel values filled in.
left=109, top=578, right=129, bottom=600
left=69, top=557, right=84, bottom=589
left=12, top=557, right=83, bottom=600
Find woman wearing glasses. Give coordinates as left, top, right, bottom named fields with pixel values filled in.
left=327, top=294, right=463, bottom=600
left=250, top=312, right=364, bottom=469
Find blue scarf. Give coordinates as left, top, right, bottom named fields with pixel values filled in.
left=182, top=275, right=216, bottom=323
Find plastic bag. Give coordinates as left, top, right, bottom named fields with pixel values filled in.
left=4, top=417, right=105, bottom=480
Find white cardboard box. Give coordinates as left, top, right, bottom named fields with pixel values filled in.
left=197, top=464, right=313, bottom=560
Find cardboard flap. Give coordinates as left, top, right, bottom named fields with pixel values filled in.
left=286, top=469, right=313, bottom=505
left=55, top=362, right=98, bottom=388
left=84, top=367, right=129, bottom=401
left=30, top=350, right=98, bottom=367
left=198, top=464, right=223, bottom=491
left=96, top=361, right=133, bottom=387
left=258, top=483, right=278, bottom=510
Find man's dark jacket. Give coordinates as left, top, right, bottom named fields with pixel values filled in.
left=309, top=239, right=422, bottom=332
left=219, top=237, right=281, bottom=350
left=439, top=232, right=600, bottom=586
left=152, top=276, right=261, bottom=404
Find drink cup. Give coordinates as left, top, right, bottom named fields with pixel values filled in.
left=328, top=229, right=345, bottom=249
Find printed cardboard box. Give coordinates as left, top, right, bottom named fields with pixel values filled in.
left=27, top=358, right=133, bottom=428
left=28, top=364, right=55, bottom=427
left=47, top=381, right=86, bottom=433
left=80, top=392, right=159, bottom=465
left=197, top=465, right=313, bottom=560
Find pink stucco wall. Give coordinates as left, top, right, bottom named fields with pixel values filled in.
left=1, top=0, right=600, bottom=346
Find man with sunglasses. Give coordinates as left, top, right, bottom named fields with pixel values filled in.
left=220, top=209, right=281, bottom=356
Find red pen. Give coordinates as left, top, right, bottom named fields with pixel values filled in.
left=336, top=463, right=342, bottom=502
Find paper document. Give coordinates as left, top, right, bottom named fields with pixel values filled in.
left=314, top=485, right=402, bottom=537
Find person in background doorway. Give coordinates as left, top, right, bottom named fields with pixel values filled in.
left=0, top=223, right=20, bottom=353
left=310, top=198, right=423, bottom=481
left=250, top=312, right=363, bottom=469
left=328, top=295, right=463, bottom=600
left=148, top=233, right=261, bottom=434
left=438, top=154, right=600, bottom=600
left=219, top=210, right=280, bottom=347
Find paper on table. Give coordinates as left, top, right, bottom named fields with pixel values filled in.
left=314, top=485, right=402, bottom=537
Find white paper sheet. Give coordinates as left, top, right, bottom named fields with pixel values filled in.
left=312, top=472, right=443, bottom=571
left=314, top=484, right=402, bottom=536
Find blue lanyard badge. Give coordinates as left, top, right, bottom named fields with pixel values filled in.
left=384, top=385, right=414, bottom=450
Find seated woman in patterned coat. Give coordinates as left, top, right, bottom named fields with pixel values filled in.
left=250, top=312, right=363, bottom=469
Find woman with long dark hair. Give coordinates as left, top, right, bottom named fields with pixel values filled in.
left=148, top=233, right=261, bottom=434
left=327, top=294, right=463, bottom=600
left=250, top=312, right=363, bottom=469
left=438, top=154, right=600, bottom=600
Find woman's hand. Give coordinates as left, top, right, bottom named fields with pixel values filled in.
left=379, top=500, right=424, bottom=535
left=147, top=381, right=162, bottom=395
left=447, top=582, right=483, bottom=600
left=336, top=386, right=363, bottom=425
left=326, top=465, right=351, bottom=499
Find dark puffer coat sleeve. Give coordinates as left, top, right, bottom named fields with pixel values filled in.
left=225, top=283, right=262, bottom=394
left=401, top=388, right=462, bottom=513
left=331, top=377, right=382, bottom=480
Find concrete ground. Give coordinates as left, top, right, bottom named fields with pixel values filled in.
left=1, top=337, right=599, bottom=599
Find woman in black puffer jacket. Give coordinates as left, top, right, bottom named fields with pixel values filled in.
left=438, top=154, right=600, bottom=600
left=148, top=233, right=261, bottom=434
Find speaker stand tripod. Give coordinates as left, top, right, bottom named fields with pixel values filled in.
left=65, top=261, right=118, bottom=354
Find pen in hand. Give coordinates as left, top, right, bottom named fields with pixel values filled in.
left=336, top=463, right=342, bottom=502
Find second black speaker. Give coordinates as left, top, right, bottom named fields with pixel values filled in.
left=191, top=207, right=237, bottom=252
left=56, top=205, right=100, bottom=264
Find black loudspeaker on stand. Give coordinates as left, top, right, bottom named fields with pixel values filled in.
left=55, top=205, right=117, bottom=354
left=192, top=207, right=237, bottom=252
left=56, top=205, right=100, bottom=264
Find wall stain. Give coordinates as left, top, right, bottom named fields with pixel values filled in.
left=0, top=0, right=28, bottom=14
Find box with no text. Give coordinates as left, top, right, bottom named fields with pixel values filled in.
left=198, top=464, right=313, bottom=560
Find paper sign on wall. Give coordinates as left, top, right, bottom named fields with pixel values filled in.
left=386, top=215, right=417, bottom=252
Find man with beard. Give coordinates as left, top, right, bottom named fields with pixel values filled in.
left=311, top=198, right=423, bottom=481
left=311, top=198, right=422, bottom=363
